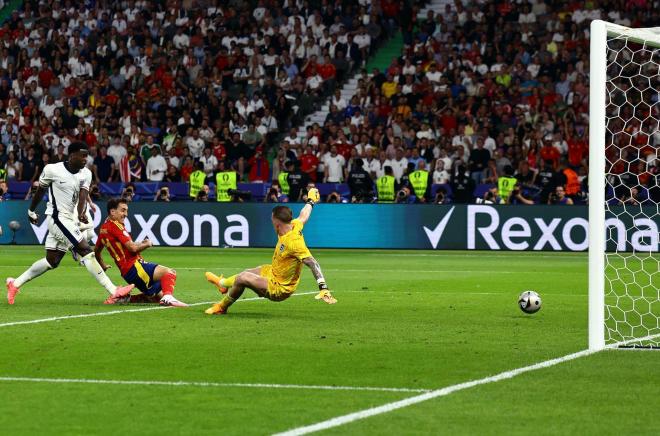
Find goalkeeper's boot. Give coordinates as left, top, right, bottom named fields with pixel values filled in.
left=103, top=284, right=135, bottom=305
left=159, top=294, right=188, bottom=307
left=204, top=303, right=227, bottom=315
left=205, top=272, right=228, bottom=294
left=6, top=278, right=19, bottom=305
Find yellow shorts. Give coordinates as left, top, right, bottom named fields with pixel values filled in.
left=259, top=265, right=294, bottom=302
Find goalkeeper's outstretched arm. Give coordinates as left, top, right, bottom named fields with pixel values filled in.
left=302, top=256, right=337, bottom=304
left=297, top=187, right=320, bottom=225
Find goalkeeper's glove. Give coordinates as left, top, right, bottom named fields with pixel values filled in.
left=315, top=289, right=337, bottom=304
left=315, top=279, right=337, bottom=304
left=306, top=187, right=320, bottom=206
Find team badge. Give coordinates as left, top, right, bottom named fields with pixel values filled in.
left=279, top=243, right=285, bottom=253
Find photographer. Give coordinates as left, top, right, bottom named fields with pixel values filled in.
left=395, top=186, right=414, bottom=204
left=0, top=180, right=9, bottom=201
left=24, top=181, right=40, bottom=200
left=510, top=182, right=535, bottom=205
left=326, top=191, right=342, bottom=203
left=264, top=183, right=288, bottom=203
left=122, top=183, right=136, bottom=202
left=476, top=186, right=503, bottom=205
left=548, top=185, right=574, bottom=205
left=434, top=186, right=448, bottom=204
left=89, top=183, right=103, bottom=201
left=155, top=186, right=171, bottom=202
left=195, top=185, right=210, bottom=202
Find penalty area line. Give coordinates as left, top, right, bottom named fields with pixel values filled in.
left=273, top=348, right=599, bottom=436
left=0, top=376, right=429, bottom=394
left=0, top=291, right=318, bottom=328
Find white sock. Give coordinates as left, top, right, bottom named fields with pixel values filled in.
left=80, top=252, right=116, bottom=295
left=14, top=258, right=53, bottom=288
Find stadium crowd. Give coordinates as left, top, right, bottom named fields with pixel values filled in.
left=0, top=0, right=658, bottom=206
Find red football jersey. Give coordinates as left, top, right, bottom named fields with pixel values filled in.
left=96, top=219, right=141, bottom=275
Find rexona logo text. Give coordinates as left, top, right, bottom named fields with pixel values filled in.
left=424, top=205, right=659, bottom=252
left=31, top=209, right=250, bottom=247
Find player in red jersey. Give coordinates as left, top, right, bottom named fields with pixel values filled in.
left=94, top=198, right=187, bottom=307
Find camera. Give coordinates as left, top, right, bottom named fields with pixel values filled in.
left=395, top=188, right=410, bottom=203
left=327, top=192, right=341, bottom=203
left=228, top=188, right=252, bottom=201
left=195, top=190, right=208, bottom=201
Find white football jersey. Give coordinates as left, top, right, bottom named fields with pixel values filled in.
left=39, top=162, right=92, bottom=219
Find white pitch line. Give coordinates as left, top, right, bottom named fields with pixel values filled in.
left=273, top=348, right=599, bottom=436
left=0, top=376, right=429, bottom=393
left=0, top=291, right=317, bottom=328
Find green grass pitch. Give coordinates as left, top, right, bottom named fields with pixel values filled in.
left=0, top=246, right=658, bottom=435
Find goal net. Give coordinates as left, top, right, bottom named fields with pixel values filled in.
left=589, top=21, right=660, bottom=350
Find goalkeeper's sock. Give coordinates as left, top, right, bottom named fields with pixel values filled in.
left=160, top=270, right=176, bottom=296
left=219, top=295, right=236, bottom=311
left=81, top=252, right=116, bottom=295
left=14, top=258, right=53, bottom=288
left=219, top=274, right=237, bottom=288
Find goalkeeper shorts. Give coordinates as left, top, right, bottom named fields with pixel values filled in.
left=259, top=264, right=294, bottom=302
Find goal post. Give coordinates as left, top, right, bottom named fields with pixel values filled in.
left=589, top=20, right=660, bottom=350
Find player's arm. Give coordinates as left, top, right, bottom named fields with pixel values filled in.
left=27, top=165, right=52, bottom=224
left=78, top=188, right=90, bottom=223
left=297, top=187, right=320, bottom=225
left=302, top=256, right=337, bottom=304
left=78, top=169, right=93, bottom=223
left=124, top=238, right=153, bottom=254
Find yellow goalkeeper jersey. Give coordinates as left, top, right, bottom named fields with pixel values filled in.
left=270, top=219, right=312, bottom=291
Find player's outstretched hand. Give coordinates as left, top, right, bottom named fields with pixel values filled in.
left=79, top=213, right=89, bottom=224
left=102, top=264, right=112, bottom=271
left=27, top=209, right=39, bottom=224
left=315, top=290, right=337, bottom=304
left=307, top=187, right=320, bottom=204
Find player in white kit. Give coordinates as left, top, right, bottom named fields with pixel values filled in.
left=5, top=142, right=134, bottom=305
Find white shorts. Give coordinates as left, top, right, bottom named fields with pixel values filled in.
left=45, top=215, right=83, bottom=252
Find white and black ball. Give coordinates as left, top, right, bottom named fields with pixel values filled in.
left=518, top=291, right=542, bottom=314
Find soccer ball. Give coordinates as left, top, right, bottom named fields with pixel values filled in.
left=518, top=291, right=542, bottom=314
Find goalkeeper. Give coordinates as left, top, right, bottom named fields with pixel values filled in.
left=204, top=187, right=336, bottom=315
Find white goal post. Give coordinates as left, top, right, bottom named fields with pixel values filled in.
left=589, top=20, right=660, bottom=350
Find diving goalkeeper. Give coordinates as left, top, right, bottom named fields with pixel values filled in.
left=204, top=187, right=336, bottom=315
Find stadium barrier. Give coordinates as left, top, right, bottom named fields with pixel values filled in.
left=1, top=201, right=657, bottom=252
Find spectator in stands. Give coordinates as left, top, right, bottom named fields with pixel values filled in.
left=248, top=146, right=270, bottom=183
left=300, top=145, right=319, bottom=183
left=146, top=146, right=167, bottom=182
left=433, top=160, right=451, bottom=185
left=200, top=147, right=218, bottom=184
left=20, top=147, right=40, bottom=183
left=323, top=145, right=345, bottom=183
left=468, top=137, right=490, bottom=184
left=93, top=146, right=116, bottom=183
